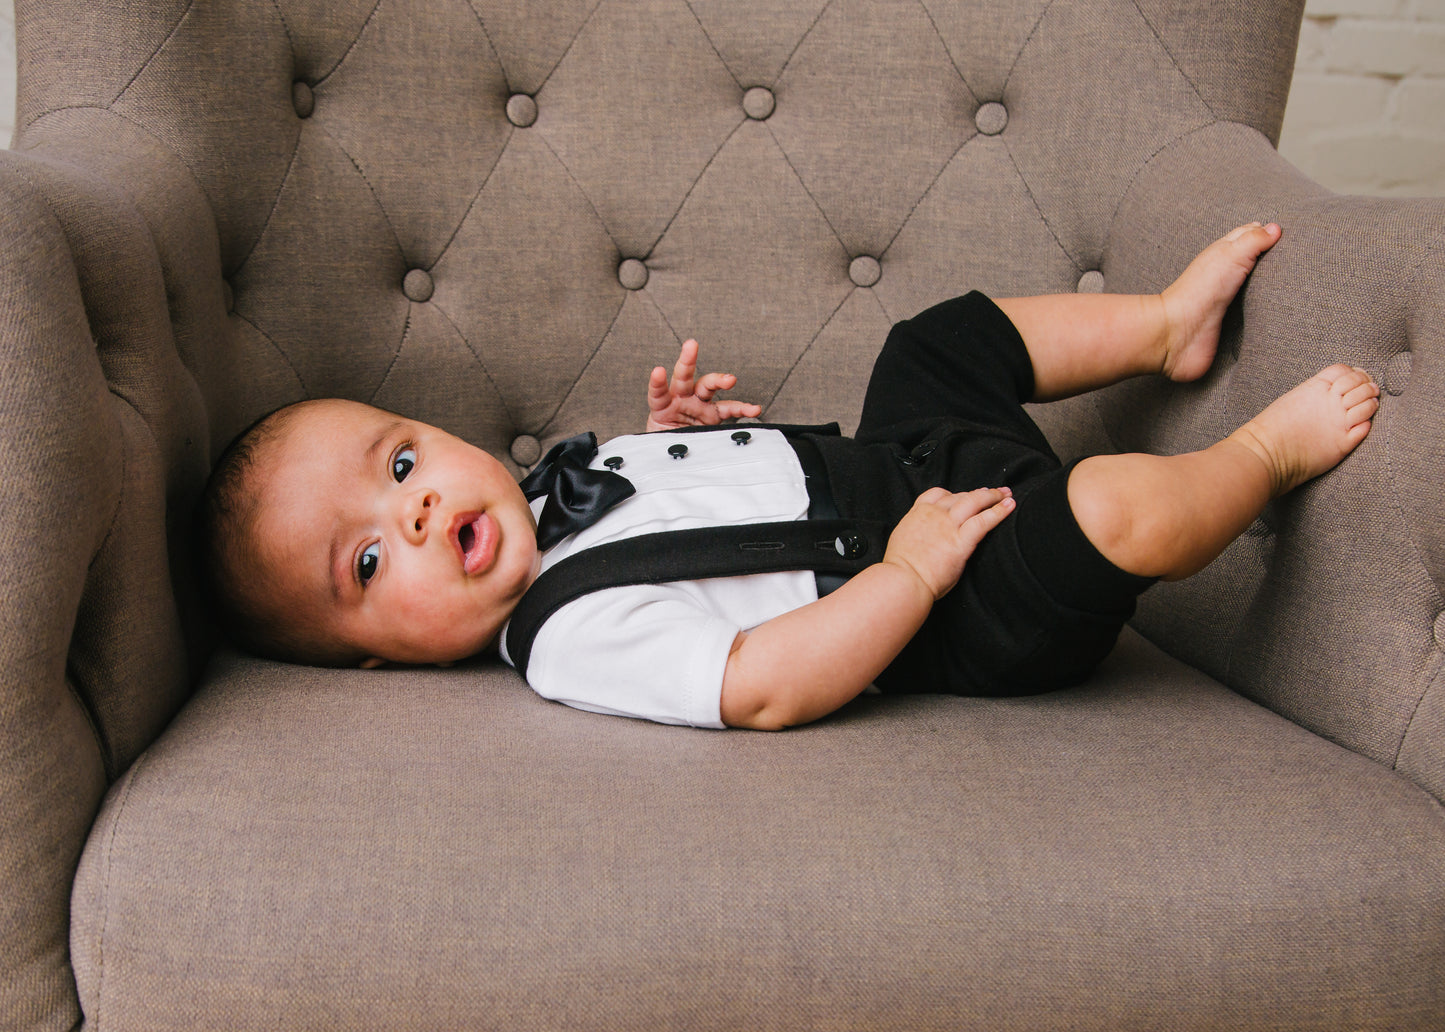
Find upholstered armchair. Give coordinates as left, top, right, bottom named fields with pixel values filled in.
left=3, top=0, right=1442, bottom=1028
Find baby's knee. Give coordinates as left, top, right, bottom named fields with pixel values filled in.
left=1066, top=458, right=1134, bottom=559
left=1066, top=455, right=1182, bottom=578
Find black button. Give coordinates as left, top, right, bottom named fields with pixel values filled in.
left=902, top=440, right=938, bottom=466
left=834, top=533, right=868, bottom=559
left=668, top=443, right=689, bottom=460
left=603, top=456, right=624, bottom=471
left=732, top=430, right=752, bottom=445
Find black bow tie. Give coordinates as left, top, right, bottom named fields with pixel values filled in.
left=519, top=432, right=636, bottom=550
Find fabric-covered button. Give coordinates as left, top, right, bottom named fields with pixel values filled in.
left=510, top=435, right=542, bottom=467
left=668, top=443, right=689, bottom=460
left=506, top=94, right=538, bottom=128
left=618, top=258, right=649, bottom=290
left=849, top=256, right=881, bottom=288
left=731, top=430, right=752, bottom=445
left=1077, top=270, right=1104, bottom=293
left=975, top=101, right=1008, bottom=136
left=402, top=268, right=434, bottom=302
left=603, top=455, right=624, bottom=471
left=292, top=81, right=315, bottom=119
left=1383, top=351, right=1411, bottom=396
left=743, top=86, right=776, bottom=120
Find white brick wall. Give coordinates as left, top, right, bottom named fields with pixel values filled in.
left=0, top=0, right=1439, bottom=194
left=1279, top=0, right=1445, bottom=195
left=0, top=0, right=14, bottom=148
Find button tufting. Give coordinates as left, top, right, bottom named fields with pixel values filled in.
left=506, top=94, right=538, bottom=128
left=510, top=435, right=542, bottom=467
left=618, top=258, right=649, bottom=291
left=1435, top=611, right=1445, bottom=650
left=292, top=81, right=315, bottom=119
left=849, top=255, right=881, bottom=288
left=975, top=101, right=1008, bottom=136
left=742, top=86, right=776, bottom=120
left=1077, top=270, right=1104, bottom=293
left=1383, top=351, right=1411, bottom=396
left=402, top=268, right=434, bottom=302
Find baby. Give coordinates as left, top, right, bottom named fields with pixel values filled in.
left=198, top=223, right=1379, bottom=730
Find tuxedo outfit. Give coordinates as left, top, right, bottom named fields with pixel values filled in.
left=499, top=292, right=1153, bottom=727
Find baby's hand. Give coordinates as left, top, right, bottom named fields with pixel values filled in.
left=883, top=487, right=1015, bottom=600
left=646, top=339, right=763, bottom=432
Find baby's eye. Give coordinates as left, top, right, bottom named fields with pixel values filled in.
left=392, top=446, right=417, bottom=482
left=358, top=542, right=380, bottom=585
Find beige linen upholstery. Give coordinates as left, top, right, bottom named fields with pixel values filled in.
left=2, top=1, right=1443, bottom=1029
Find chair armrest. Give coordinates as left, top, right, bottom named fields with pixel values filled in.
left=1066, top=121, right=1445, bottom=799
left=0, top=120, right=225, bottom=1027
left=0, top=156, right=118, bottom=1032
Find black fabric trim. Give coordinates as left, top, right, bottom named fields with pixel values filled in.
left=504, top=518, right=890, bottom=679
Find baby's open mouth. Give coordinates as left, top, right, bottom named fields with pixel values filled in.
left=457, top=512, right=497, bottom=575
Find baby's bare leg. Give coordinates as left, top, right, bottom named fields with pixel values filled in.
left=996, top=223, right=1281, bottom=402
left=1068, top=365, right=1380, bottom=580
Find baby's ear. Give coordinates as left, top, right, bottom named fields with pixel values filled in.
left=359, top=656, right=387, bottom=669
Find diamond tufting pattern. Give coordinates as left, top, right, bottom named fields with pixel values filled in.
left=16, top=0, right=1294, bottom=466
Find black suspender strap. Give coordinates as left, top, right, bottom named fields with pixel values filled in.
left=503, top=517, right=890, bottom=679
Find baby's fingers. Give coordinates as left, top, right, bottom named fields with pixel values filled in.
left=945, top=485, right=1012, bottom=519
left=951, top=487, right=1015, bottom=546
left=670, top=339, right=700, bottom=395
left=715, top=400, right=764, bottom=421
left=693, top=371, right=736, bottom=402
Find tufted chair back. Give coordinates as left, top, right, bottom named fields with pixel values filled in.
left=4, top=0, right=1445, bottom=1026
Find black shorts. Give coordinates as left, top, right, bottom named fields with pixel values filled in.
left=809, top=292, right=1154, bottom=697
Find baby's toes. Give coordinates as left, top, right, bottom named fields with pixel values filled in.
left=1341, top=376, right=1379, bottom=408
left=1222, top=221, right=1281, bottom=258
left=1344, top=388, right=1380, bottom=429
left=1315, top=362, right=1365, bottom=390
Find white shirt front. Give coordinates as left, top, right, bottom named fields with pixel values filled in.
left=498, top=428, right=818, bottom=727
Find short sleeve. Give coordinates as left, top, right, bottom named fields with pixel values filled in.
left=518, top=585, right=742, bottom=728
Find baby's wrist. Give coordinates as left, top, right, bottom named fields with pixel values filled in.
left=879, top=554, right=945, bottom=607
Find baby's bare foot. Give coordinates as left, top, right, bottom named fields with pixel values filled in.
left=1228, top=365, right=1380, bottom=496
left=1160, top=222, right=1282, bottom=382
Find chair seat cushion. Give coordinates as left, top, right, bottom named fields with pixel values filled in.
left=71, top=630, right=1445, bottom=1030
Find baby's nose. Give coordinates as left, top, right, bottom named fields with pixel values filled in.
left=404, top=489, right=441, bottom=542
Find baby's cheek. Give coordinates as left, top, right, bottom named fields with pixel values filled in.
left=425, top=590, right=508, bottom=660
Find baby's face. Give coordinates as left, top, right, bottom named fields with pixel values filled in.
left=252, top=399, right=541, bottom=666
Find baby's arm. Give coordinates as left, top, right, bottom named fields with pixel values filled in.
left=719, top=486, right=1015, bottom=730
left=646, top=339, right=762, bottom=431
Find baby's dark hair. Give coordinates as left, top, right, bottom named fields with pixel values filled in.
left=195, top=403, right=362, bottom=667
